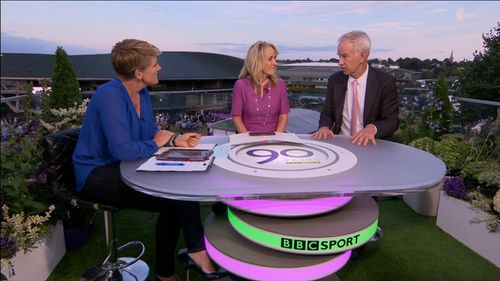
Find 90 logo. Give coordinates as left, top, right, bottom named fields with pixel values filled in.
left=246, top=148, right=314, bottom=164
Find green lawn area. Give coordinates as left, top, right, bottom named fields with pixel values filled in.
left=48, top=197, right=500, bottom=281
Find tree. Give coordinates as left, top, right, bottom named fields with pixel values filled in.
left=432, top=73, right=452, bottom=133
left=40, top=80, right=52, bottom=117
left=459, top=22, right=500, bottom=102
left=416, top=73, right=452, bottom=140
left=49, top=46, right=82, bottom=110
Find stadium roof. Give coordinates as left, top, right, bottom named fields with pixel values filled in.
left=0, top=52, right=243, bottom=80
left=278, top=62, right=339, bottom=67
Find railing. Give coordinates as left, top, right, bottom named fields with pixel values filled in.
left=2, top=89, right=498, bottom=127
left=0, top=94, right=28, bottom=113
left=452, top=96, right=500, bottom=107
left=1, top=89, right=234, bottom=114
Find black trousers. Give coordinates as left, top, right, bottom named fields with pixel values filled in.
left=81, top=163, right=205, bottom=277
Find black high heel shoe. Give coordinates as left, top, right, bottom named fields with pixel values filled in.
left=178, top=249, right=229, bottom=281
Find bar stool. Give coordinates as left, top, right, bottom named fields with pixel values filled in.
left=44, top=128, right=149, bottom=281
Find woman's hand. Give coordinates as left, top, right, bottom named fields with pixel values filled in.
left=174, top=133, right=201, bottom=147
left=232, top=116, right=248, bottom=134
left=154, top=130, right=175, bottom=147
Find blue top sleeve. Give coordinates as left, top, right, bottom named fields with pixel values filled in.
left=73, top=78, right=158, bottom=191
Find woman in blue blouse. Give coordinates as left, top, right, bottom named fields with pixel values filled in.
left=73, top=39, right=226, bottom=281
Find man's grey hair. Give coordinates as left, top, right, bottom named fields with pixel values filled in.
left=338, top=30, right=371, bottom=57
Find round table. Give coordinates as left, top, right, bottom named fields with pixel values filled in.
left=121, top=135, right=446, bottom=201
left=121, top=135, right=446, bottom=281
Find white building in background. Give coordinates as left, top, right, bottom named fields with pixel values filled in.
left=277, top=62, right=340, bottom=91
left=277, top=62, right=421, bottom=92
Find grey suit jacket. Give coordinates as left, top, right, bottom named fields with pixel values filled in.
left=318, top=66, right=400, bottom=139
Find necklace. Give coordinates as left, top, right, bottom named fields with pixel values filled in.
left=254, top=84, right=272, bottom=126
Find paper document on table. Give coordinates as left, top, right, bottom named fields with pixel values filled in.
left=229, top=132, right=305, bottom=146
left=136, top=155, right=215, bottom=172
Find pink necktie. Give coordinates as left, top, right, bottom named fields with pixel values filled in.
left=350, top=80, right=360, bottom=136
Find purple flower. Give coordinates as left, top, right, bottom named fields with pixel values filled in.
left=35, top=172, right=48, bottom=185
left=0, top=236, right=17, bottom=260
left=443, top=176, right=468, bottom=200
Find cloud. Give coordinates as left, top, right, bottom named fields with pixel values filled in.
left=430, top=8, right=448, bottom=14
left=278, top=44, right=337, bottom=53
left=456, top=8, right=465, bottom=21
left=193, top=42, right=248, bottom=58
left=149, top=11, right=170, bottom=19
left=372, top=47, right=396, bottom=54
left=238, top=2, right=374, bottom=16
left=194, top=42, right=341, bottom=60
left=195, top=41, right=398, bottom=60
left=372, top=21, right=423, bottom=31
left=1, top=32, right=102, bottom=54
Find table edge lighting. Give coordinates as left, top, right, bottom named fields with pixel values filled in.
left=205, top=237, right=351, bottom=281
left=224, top=196, right=353, bottom=217
left=227, top=208, right=378, bottom=255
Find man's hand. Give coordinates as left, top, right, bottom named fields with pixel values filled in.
left=312, top=126, right=335, bottom=139
left=352, top=125, right=377, bottom=146
left=175, top=133, right=201, bottom=147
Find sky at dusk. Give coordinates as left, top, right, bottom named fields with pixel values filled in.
left=1, top=1, right=499, bottom=61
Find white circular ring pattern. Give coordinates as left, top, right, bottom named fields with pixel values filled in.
left=214, top=139, right=357, bottom=178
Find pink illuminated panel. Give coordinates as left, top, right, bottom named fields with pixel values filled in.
left=225, top=196, right=353, bottom=216
left=205, top=237, right=351, bottom=281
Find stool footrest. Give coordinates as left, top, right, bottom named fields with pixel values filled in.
left=80, top=258, right=149, bottom=281
left=102, top=240, right=146, bottom=271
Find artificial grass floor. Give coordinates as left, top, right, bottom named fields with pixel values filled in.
left=48, top=197, right=500, bottom=281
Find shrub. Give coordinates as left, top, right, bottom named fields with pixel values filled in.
left=46, top=46, right=82, bottom=114
left=396, top=88, right=456, bottom=144
left=1, top=205, right=55, bottom=279
left=411, top=109, right=499, bottom=232
left=0, top=118, right=53, bottom=215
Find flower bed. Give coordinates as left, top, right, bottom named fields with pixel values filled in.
left=1, top=221, right=65, bottom=281
left=437, top=191, right=500, bottom=267
left=408, top=111, right=500, bottom=232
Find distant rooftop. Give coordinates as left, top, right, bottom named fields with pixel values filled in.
left=279, top=62, right=339, bottom=67
left=0, top=52, right=244, bottom=80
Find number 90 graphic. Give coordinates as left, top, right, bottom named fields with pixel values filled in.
left=246, top=148, right=314, bottom=164
left=214, top=141, right=357, bottom=178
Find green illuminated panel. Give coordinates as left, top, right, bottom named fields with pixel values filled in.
left=228, top=208, right=378, bottom=255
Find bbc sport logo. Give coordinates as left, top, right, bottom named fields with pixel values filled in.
left=280, top=234, right=361, bottom=251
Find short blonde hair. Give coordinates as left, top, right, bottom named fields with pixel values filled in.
left=111, top=39, right=161, bottom=80
left=239, top=41, right=279, bottom=94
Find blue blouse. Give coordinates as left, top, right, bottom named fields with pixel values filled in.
left=73, top=78, right=158, bottom=191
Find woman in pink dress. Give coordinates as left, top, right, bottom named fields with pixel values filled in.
left=231, top=41, right=290, bottom=133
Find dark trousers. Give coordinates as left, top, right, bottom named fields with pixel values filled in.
left=81, top=163, right=204, bottom=277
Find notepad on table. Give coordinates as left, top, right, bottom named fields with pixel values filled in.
left=137, top=143, right=216, bottom=172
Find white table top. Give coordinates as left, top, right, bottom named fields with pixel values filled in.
left=121, top=135, right=446, bottom=201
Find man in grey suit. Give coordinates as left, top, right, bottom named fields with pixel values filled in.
left=312, top=30, right=399, bottom=145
